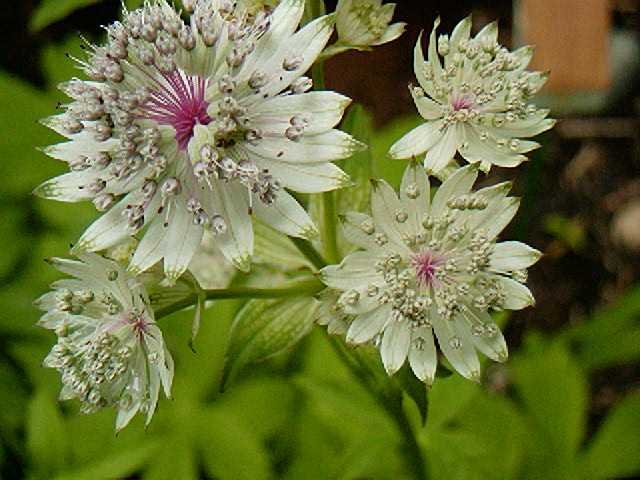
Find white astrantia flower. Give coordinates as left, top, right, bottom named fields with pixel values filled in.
left=35, top=252, right=174, bottom=431
left=326, top=0, right=405, bottom=56
left=35, top=0, right=361, bottom=281
left=319, top=163, right=541, bottom=383
left=388, top=16, right=555, bottom=174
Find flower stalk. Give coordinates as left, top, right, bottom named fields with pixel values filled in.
left=328, top=337, right=429, bottom=480
left=155, top=278, right=325, bottom=319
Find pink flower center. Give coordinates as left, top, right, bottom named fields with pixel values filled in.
left=451, top=94, right=475, bottom=111
left=411, top=250, right=445, bottom=288
left=141, top=70, right=211, bottom=150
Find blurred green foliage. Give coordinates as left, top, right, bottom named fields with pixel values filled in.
left=0, top=1, right=639, bottom=479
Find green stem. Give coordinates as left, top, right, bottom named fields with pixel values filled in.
left=321, top=191, right=340, bottom=264
left=155, top=278, right=324, bottom=319
left=328, top=337, right=429, bottom=480
left=311, top=60, right=341, bottom=264
left=290, top=237, right=327, bottom=270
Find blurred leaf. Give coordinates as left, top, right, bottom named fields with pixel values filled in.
left=425, top=375, right=479, bottom=433
left=0, top=74, right=62, bottom=196
left=0, top=362, right=29, bottom=449
left=577, top=393, right=640, bottom=480
left=565, top=284, right=640, bottom=370
left=199, top=409, right=273, bottom=480
left=223, top=295, right=320, bottom=387
left=397, top=364, right=428, bottom=425
left=53, top=441, right=160, bottom=480
left=143, top=435, right=198, bottom=480
left=512, top=340, right=588, bottom=479
left=30, top=0, right=101, bottom=33
left=543, top=214, right=587, bottom=252
left=26, top=390, right=68, bottom=477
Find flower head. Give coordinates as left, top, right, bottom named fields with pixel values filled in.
left=389, top=16, right=555, bottom=174
left=35, top=253, right=173, bottom=430
left=320, top=163, right=541, bottom=383
left=331, top=0, right=405, bottom=53
left=36, top=0, right=360, bottom=280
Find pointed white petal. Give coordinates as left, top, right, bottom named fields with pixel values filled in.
left=408, top=326, right=437, bottom=384
left=370, top=179, right=413, bottom=253
left=246, top=130, right=363, bottom=163
left=212, top=182, right=254, bottom=271
left=494, top=275, right=535, bottom=310
left=237, top=0, right=305, bottom=81
left=339, top=212, right=394, bottom=253
left=431, top=163, right=478, bottom=217
left=431, top=312, right=481, bottom=381
left=371, top=22, right=407, bottom=46
left=73, top=193, right=144, bottom=253
left=424, top=124, right=460, bottom=174
left=410, top=87, right=443, bottom=120
left=163, top=198, right=204, bottom=283
left=460, top=126, right=527, bottom=168
left=320, top=251, right=382, bottom=289
left=259, top=14, right=335, bottom=98
left=254, top=157, right=349, bottom=193
left=388, top=120, right=444, bottom=159
left=346, top=305, right=390, bottom=344
left=253, top=189, right=318, bottom=239
left=129, top=216, right=167, bottom=275
left=449, top=16, right=472, bottom=51
left=250, top=91, right=351, bottom=135
left=400, top=162, right=430, bottom=234
left=489, top=241, right=542, bottom=273
left=381, top=320, right=411, bottom=375
left=474, top=20, right=498, bottom=46
left=33, top=169, right=100, bottom=202
left=462, top=307, right=508, bottom=362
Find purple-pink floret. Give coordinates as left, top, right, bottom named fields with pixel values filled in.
left=140, top=71, right=211, bottom=150
left=411, top=250, right=445, bottom=288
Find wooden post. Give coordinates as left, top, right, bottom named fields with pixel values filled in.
left=515, top=0, right=611, bottom=92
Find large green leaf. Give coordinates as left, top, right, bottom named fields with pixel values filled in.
left=30, top=0, right=101, bottom=33
left=222, top=295, right=320, bottom=387
left=26, top=390, right=68, bottom=477
left=577, top=393, right=640, bottom=479
left=511, top=340, right=588, bottom=479
left=198, top=409, right=273, bottom=480
left=564, top=284, right=640, bottom=370
left=0, top=74, right=62, bottom=196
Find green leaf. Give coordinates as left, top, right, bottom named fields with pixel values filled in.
left=199, top=409, right=273, bottom=480
left=0, top=74, right=62, bottom=196
left=511, top=340, right=588, bottom=479
left=397, top=364, right=428, bottom=425
left=143, top=435, right=198, bottom=480
left=565, top=284, right=640, bottom=370
left=53, top=441, right=160, bottom=480
left=577, top=393, right=640, bottom=479
left=26, top=390, right=68, bottom=477
left=222, top=295, right=320, bottom=387
left=30, top=0, right=101, bottom=33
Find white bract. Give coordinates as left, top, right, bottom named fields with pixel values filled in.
left=36, top=0, right=361, bottom=281
left=320, top=163, right=541, bottom=383
left=389, top=16, right=555, bottom=174
left=329, top=0, right=405, bottom=55
left=35, top=253, right=173, bottom=431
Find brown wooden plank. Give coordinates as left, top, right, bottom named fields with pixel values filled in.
left=515, top=0, right=611, bottom=92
